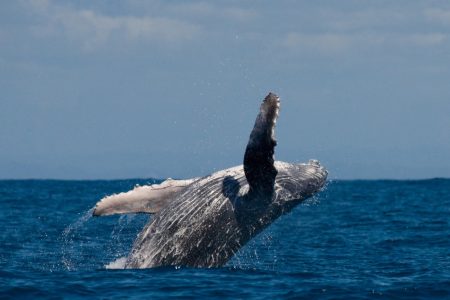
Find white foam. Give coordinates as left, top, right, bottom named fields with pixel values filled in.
left=105, top=257, right=127, bottom=269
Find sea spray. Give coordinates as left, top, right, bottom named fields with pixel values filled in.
left=104, top=214, right=150, bottom=268
left=105, top=257, right=128, bottom=269
left=228, top=231, right=277, bottom=271
left=60, top=208, right=94, bottom=270
left=59, top=209, right=149, bottom=271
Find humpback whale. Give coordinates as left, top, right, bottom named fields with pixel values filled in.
left=93, top=93, right=327, bottom=268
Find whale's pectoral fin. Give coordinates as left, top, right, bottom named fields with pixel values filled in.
left=92, top=178, right=198, bottom=216
left=244, top=92, right=280, bottom=195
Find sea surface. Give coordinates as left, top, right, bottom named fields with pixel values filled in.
left=1, top=178, right=449, bottom=299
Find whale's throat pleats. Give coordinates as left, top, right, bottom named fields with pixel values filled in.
left=243, top=92, right=280, bottom=196
left=92, top=178, right=198, bottom=216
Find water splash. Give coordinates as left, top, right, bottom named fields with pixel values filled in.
left=104, top=214, right=148, bottom=267
left=105, top=257, right=127, bottom=269
left=60, top=208, right=94, bottom=271
left=58, top=204, right=148, bottom=271
left=302, top=194, right=321, bottom=206
left=229, top=231, right=277, bottom=271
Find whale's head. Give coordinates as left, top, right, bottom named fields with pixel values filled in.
left=274, top=160, right=328, bottom=206
left=234, top=160, right=327, bottom=237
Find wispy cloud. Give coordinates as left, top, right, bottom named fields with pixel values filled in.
left=404, top=33, right=447, bottom=46
left=25, top=0, right=201, bottom=51
left=17, top=1, right=450, bottom=56
left=283, top=33, right=355, bottom=54
left=325, top=9, right=409, bottom=31
left=167, top=2, right=258, bottom=22
left=425, top=8, right=450, bottom=25
left=281, top=5, right=449, bottom=54
left=282, top=31, right=448, bottom=54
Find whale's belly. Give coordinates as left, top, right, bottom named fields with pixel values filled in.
left=126, top=167, right=248, bottom=268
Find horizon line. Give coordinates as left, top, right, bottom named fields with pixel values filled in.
left=0, top=177, right=448, bottom=182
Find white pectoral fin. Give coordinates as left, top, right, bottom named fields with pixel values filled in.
left=92, top=178, right=198, bottom=216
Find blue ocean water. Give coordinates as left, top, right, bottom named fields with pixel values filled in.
left=1, top=179, right=450, bottom=299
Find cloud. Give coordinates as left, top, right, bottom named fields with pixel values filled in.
left=19, top=1, right=450, bottom=55
left=25, top=0, right=201, bottom=51
left=125, top=1, right=258, bottom=23
left=27, top=0, right=50, bottom=13
left=283, top=33, right=354, bottom=54
left=425, top=8, right=450, bottom=24
left=278, top=5, right=449, bottom=55
left=326, top=9, right=409, bottom=31
left=54, top=9, right=200, bottom=51
left=282, top=30, right=448, bottom=54
left=404, top=33, right=447, bottom=46
left=168, top=2, right=258, bottom=22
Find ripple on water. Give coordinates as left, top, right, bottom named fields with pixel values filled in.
left=0, top=179, right=450, bottom=298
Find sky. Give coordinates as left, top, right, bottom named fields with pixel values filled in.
left=0, top=0, right=449, bottom=180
